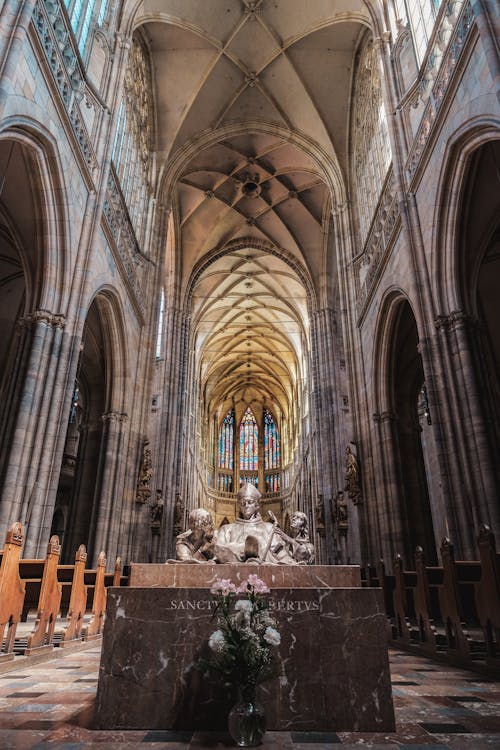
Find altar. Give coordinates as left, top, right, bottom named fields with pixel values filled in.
left=94, top=564, right=395, bottom=732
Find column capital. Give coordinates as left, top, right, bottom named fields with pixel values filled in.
left=19, top=309, right=66, bottom=329
left=434, top=310, right=477, bottom=332
left=101, top=410, right=129, bottom=424
left=373, top=410, right=396, bottom=423
left=373, top=31, right=392, bottom=50
left=331, top=201, right=350, bottom=218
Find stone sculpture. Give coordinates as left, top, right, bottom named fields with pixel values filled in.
left=175, top=508, right=215, bottom=563
left=136, top=440, right=153, bottom=503
left=345, top=445, right=362, bottom=504
left=173, top=484, right=315, bottom=565
left=213, top=483, right=305, bottom=564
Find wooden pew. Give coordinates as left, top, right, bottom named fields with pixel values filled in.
left=392, top=553, right=416, bottom=642
left=85, top=551, right=107, bottom=640
left=23, top=535, right=63, bottom=655
left=413, top=546, right=440, bottom=653
left=0, top=523, right=25, bottom=662
left=59, top=544, right=88, bottom=647
left=439, top=537, right=480, bottom=659
left=376, top=558, right=395, bottom=620
left=475, top=524, right=500, bottom=665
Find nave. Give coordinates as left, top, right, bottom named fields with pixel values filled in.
left=0, top=645, right=499, bottom=749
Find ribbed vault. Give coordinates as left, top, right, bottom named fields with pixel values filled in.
left=193, top=243, right=308, bottom=429
left=133, top=0, right=373, bottom=496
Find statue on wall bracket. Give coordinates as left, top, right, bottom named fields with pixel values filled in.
left=345, top=443, right=362, bottom=505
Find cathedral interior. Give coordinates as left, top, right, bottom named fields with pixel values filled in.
left=0, top=0, right=499, bottom=573
left=0, top=1, right=500, bottom=748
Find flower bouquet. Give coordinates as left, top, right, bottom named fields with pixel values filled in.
left=205, top=574, right=280, bottom=746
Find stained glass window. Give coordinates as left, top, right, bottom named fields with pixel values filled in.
left=241, top=475, right=258, bottom=487
left=264, top=409, right=280, bottom=470
left=265, top=473, right=280, bottom=492
left=239, top=408, right=258, bottom=471
left=218, top=410, right=234, bottom=470
left=218, top=473, right=233, bottom=492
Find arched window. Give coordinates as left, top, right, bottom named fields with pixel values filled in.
left=218, top=410, right=235, bottom=470
left=264, top=409, right=280, bottom=470
left=64, top=0, right=109, bottom=56
left=394, top=0, right=442, bottom=66
left=111, top=33, right=154, bottom=245
left=351, top=36, right=392, bottom=246
left=239, top=408, right=258, bottom=471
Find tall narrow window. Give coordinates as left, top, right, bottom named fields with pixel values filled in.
left=155, top=289, right=165, bottom=359
left=97, top=0, right=108, bottom=26
left=78, top=0, right=93, bottom=54
left=218, top=410, right=234, bottom=470
left=239, top=408, right=258, bottom=471
left=394, top=0, right=443, bottom=66
left=264, top=409, right=280, bottom=470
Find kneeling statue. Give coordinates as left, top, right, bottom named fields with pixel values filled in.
left=175, top=508, right=215, bottom=563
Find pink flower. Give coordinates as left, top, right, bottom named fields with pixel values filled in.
left=210, top=578, right=237, bottom=596
left=238, top=574, right=270, bottom=594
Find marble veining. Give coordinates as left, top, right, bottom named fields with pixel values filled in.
left=95, top=585, right=395, bottom=732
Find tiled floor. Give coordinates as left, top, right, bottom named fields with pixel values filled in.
left=0, top=646, right=498, bottom=748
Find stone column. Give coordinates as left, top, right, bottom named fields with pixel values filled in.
left=432, top=311, right=500, bottom=551
left=310, top=307, right=338, bottom=563
left=155, top=307, right=191, bottom=560
left=90, top=410, right=129, bottom=565
left=371, top=411, right=407, bottom=567
left=0, top=310, right=65, bottom=537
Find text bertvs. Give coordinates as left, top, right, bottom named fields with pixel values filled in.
left=164, top=599, right=320, bottom=612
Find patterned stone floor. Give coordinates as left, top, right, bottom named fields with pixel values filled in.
left=0, top=645, right=498, bottom=749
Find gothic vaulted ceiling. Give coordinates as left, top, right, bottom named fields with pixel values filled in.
left=136, top=0, right=370, bottom=422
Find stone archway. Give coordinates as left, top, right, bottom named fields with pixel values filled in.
left=0, top=132, right=68, bottom=551
left=54, top=291, right=129, bottom=564
left=372, top=293, right=436, bottom=567
left=431, top=131, right=500, bottom=551
left=461, top=141, right=500, bottom=502
left=57, top=299, right=108, bottom=561
left=390, top=299, right=436, bottom=564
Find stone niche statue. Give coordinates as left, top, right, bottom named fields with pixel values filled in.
left=175, top=508, right=215, bottom=563
left=345, top=444, right=362, bottom=504
left=213, top=483, right=312, bottom=565
left=136, top=440, right=153, bottom=503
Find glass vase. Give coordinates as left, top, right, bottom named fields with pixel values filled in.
left=228, top=685, right=265, bottom=747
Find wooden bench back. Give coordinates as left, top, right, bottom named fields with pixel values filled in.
left=25, top=535, right=62, bottom=653
left=0, top=523, right=26, bottom=659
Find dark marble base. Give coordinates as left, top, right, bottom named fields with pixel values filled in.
left=95, top=586, right=395, bottom=732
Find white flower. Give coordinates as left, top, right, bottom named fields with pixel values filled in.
left=234, top=599, right=253, bottom=612
left=208, top=629, right=226, bottom=653
left=263, top=626, right=280, bottom=646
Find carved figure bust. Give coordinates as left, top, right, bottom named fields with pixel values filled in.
left=175, top=508, right=215, bottom=563
left=289, top=511, right=315, bottom=564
